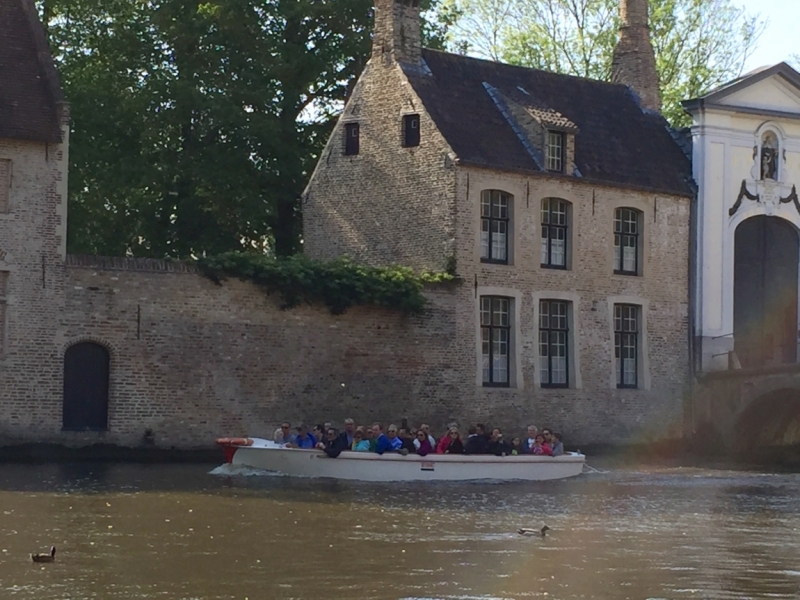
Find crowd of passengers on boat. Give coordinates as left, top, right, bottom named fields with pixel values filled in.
left=273, top=420, right=565, bottom=459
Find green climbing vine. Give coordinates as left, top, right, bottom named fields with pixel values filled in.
left=198, top=252, right=457, bottom=315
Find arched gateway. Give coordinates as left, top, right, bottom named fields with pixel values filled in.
left=734, top=216, right=799, bottom=368
left=63, top=342, right=110, bottom=431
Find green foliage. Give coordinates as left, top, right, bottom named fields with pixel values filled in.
left=198, top=252, right=456, bottom=315
left=441, top=0, right=765, bottom=126
left=41, top=0, right=455, bottom=259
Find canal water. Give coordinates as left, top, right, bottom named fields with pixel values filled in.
left=0, top=461, right=799, bottom=599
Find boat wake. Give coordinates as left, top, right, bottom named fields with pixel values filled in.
left=208, top=463, right=281, bottom=477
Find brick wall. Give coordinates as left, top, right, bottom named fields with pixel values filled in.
left=45, top=260, right=457, bottom=448
left=0, top=132, right=68, bottom=442
left=303, top=57, right=457, bottom=272
left=451, top=165, right=691, bottom=442
left=611, top=0, right=662, bottom=112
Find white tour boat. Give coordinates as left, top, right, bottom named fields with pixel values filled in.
left=216, top=437, right=585, bottom=482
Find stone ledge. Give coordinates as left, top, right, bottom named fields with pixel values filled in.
left=66, top=254, right=197, bottom=273
left=0, top=443, right=219, bottom=463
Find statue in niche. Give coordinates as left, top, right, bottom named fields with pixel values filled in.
left=761, top=131, right=778, bottom=180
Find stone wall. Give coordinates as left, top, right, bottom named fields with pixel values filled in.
left=0, top=130, right=68, bottom=446
left=303, top=57, right=457, bottom=272
left=51, top=258, right=460, bottom=448
left=450, top=165, right=691, bottom=443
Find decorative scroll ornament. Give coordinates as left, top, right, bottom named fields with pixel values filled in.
left=728, top=180, right=759, bottom=216
left=781, top=185, right=800, bottom=214
left=729, top=180, right=800, bottom=217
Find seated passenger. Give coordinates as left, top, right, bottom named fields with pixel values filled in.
left=365, top=426, right=377, bottom=452
left=415, top=431, right=434, bottom=456
left=398, top=428, right=417, bottom=453
left=463, top=425, right=485, bottom=455
left=485, top=428, right=511, bottom=456
left=419, top=424, right=437, bottom=448
left=435, top=423, right=457, bottom=454
left=337, top=418, right=356, bottom=448
left=530, top=434, right=552, bottom=456
left=312, top=424, right=325, bottom=444
left=375, top=424, right=407, bottom=455
left=523, top=425, right=538, bottom=453
left=440, top=427, right=464, bottom=454
left=509, top=437, right=523, bottom=455
left=316, top=427, right=348, bottom=458
left=273, top=422, right=296, bottom=445
left=292, top=424, right=317, bottom=449
left=351, top=427, right=370, bottom=452
left=550, top=432, right=564, bottom=456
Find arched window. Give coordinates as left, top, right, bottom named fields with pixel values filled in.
left=480, top=190, right=512, bottom=264
left=63, top=342, right=110, bottom=431
left=541, top=198, right=570, bottom=269
left=760, top=130, right=779, bottom=181
left=614, top=207, right=643, bottom=276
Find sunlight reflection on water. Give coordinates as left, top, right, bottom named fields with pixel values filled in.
left=0, top=462, right=798, bottom=598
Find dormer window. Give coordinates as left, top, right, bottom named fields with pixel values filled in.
left=344, top=123, right=360, bottom=156
left=546, top=131, right=564, bottom=172
left=403, top=114, right=420, bottom=147
left=761, top=131, right=778, bottom=180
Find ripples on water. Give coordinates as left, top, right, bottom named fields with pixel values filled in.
left=0, top=461, right=798, bottom=599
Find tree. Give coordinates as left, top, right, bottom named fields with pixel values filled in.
left=42, top=0, right=449, bottom=258
left=441, top=0, right=765, bottom=125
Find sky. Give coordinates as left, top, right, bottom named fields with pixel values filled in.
left=740, top=0, right=799, bottom=71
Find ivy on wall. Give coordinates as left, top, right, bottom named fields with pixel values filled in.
left=198, top=252, right=457, bottom=315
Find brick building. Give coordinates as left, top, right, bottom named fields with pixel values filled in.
left=304, top=0, right=695, bottom=442
left=1, top=0, right=699, bottom=448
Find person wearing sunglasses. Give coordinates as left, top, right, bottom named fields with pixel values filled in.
left=415, top=430, right=434, bottom=456
left=273, top=422, right=296, bottom=446
left=440, top=427, right=464, bottom=454
left=316, top=427, right=348, bottom=458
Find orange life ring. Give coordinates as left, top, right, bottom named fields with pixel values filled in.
left=215, top=437, right=253, bottom=446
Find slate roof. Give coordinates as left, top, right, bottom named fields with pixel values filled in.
left=405, top=50, right=695, bottom=197
left=0, top=0, right=64, bottom=142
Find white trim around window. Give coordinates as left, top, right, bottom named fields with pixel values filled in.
left=606, top=296, right=651, bottom=390
left=475, top=287, right=524, bottom=390
left=532, top=291, right=582, bottom=389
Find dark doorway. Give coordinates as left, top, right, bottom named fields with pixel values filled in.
left=734, top=216, right=799, bottom=368
left=63, top=342, right=110, bottom=431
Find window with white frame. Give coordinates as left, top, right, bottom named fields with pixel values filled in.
left=539, top=300, right=569, bottom=387
left=0, top=272, right=7, bottom=355
left=614, top=304, right=639, bottom=388
left=480, top=190, right=510, bottom=264
left=614, top=207, right=641, bottom=275
left=481, top=296, right=511, bottom=386
left=541, top=198, right=568, bottom=268
left=546, top=131, right=564, bottom=172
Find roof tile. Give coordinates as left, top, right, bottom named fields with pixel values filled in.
left=0, top=0, right=64, bottom=142
left=406, top=50, right=694, bottom=197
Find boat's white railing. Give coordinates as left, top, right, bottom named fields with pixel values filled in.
left=244, top=439, right=584, bottom=463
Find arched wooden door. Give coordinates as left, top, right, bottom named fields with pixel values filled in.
left=734, top=216, right=799, bottom=368
left=63, top=342, right=110, bottom=431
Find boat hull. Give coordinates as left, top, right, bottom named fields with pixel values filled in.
left=224, top=439, right=585, bottom=482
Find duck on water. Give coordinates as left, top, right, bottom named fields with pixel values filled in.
left=518, top=526, right=550, bottom=537
left=31, top=546, right=56, bottom=563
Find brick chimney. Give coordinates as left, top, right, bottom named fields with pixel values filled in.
left=611, top=0, right=662, bottom=112
left=372, top=0, right=422, bottom=65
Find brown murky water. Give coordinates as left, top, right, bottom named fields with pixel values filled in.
left=0, top=461, right=799, bottom=599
